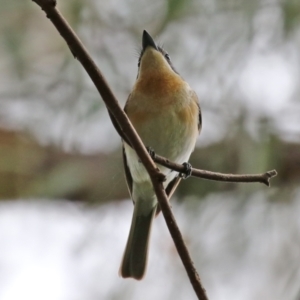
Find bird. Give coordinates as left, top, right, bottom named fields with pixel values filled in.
left=119, top=30, right=201, bottom=280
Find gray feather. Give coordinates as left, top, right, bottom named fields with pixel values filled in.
left=120, top=199, right=157, bottom=280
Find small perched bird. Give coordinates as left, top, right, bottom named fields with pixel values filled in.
left=119, top=30, right=201, bottom=280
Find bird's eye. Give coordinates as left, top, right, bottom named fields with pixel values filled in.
left=165, top=53, right=170, bottom=60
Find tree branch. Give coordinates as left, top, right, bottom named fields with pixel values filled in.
left=31, top=0, right=209, bottom=299
left=153, top=154, right=277, bottom=186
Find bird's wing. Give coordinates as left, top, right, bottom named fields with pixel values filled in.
left=191, top=90, right=202, bottom=133
left=122, top=144, right=133, bottom=197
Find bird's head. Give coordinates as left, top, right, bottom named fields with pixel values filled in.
left=137, top=30, right=177, bottom=78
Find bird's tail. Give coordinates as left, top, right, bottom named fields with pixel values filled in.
left=119, top=198, right=157, bottom=280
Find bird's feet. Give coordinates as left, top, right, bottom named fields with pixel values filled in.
left=146, top=146, right=156, bottom=159
left=179, top=162, right=193, bottom=179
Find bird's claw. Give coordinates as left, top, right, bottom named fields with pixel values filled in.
left=146, top=147, right=156, bottom=159
left=179, top=162, right=192, bottom=179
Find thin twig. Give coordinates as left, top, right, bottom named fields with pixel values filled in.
left=31, top=0, right=209, bottom=299
left=153, top=154, right=277, bottom=186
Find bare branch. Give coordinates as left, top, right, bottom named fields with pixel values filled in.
left=31, top=0, right=209, bottom=299
left=153, top=154, right=277, bottom=186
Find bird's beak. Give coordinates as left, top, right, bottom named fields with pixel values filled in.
left=142, top=30, right=158, bottom=51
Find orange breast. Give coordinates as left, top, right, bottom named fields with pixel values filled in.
left=135, top=71, right=185, bottom=104
left=125, top=70, right=197, bottom=133
left=177, top=99, right=199, bottom=125
left=127, top=109, right=155, bottom=128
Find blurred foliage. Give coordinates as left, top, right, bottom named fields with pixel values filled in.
left=0, top=129, right=127, bottom=202
left=283, top=0, right=300, bottom=33
left=0, top=127, right=298, bottom=203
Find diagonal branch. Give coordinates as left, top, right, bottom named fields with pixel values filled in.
left=32, top=0, right=209, bottom=299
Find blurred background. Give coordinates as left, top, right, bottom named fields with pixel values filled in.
left=0, top=0, right=300, bottom=299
